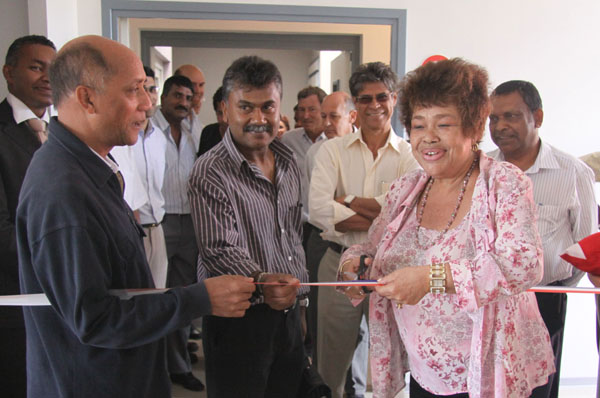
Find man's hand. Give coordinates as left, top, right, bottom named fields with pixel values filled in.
left=262, top=273, right=300, bottom=311
left=204, top=275, right=255, bottom=317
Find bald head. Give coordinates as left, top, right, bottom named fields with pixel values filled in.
left=321, top=91, right=356, bottom=139
left=174, top=64, right=205, bottom=113
left=48, top=35, right=150, bottom=156
left=49, top=35, right=131, bottom=107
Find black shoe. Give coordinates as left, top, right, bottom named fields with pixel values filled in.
left=187, top=341, right=199, bottom=353
left=189, top=327, right=202, bottom=340
left=170, top=372, right=205, bottom=391
left=189, top=352, right=198, bottom=364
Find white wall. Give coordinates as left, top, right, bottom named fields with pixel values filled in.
left=172, top=47, right=314, bottom=125
left=0, top=0, right=29, bottom=97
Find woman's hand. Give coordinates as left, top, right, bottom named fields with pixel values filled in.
left=375, top=265, right=430, bottom=307
left=339, top=256, right=373, bottom=300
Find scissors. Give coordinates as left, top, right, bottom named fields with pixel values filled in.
left=357, top=255, right=370, bottom=293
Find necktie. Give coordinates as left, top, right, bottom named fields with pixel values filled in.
left=27, top=118, right=48, bottom=144
left=115, top=170, right=125, bottom=196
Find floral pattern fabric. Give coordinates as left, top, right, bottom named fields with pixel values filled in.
left=341, top=153, right=555, bottom=398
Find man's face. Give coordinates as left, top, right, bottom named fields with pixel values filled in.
left=321, top=94, right=356, bottom=139
left=93, top=55, right=151, bottom=147
left=224, top=83, right=280, bottom=154
left=354, top=82, right=396, bottom=133
left=178, top=66, right=205, bottom=112
left=143, top=75, right=158, bottom=118
left=3, top=43, right=56, bottom=115
left=489, top=91, right=542, bottom=159
left=160, top=85, right=193, bottom=123
left=297, top=94, right=324, bottom=139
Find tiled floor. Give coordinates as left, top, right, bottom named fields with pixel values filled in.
left=171, top=338, right=597, bottom=397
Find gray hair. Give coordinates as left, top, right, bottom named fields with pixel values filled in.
left=349, top=62, right=399, bottom=97
left=49, top=43, right=115, bottom=107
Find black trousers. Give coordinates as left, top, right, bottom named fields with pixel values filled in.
left=203, top=303, right=304, bottom=398
left=530, top=291, right=568, bottom=398
left=0, top=326, right=26, bottom=398
left=410, top=376, right=469, bottom=398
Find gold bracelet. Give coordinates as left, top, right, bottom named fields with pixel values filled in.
left=429, top=263, right=446, bottom=294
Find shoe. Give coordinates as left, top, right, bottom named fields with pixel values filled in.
left=189, top=327, right=202, bottom=340
left=170, top=372, right=205, bottom=391
left=187, top=341, right=199, bottom=353
left=189, top=352, right=198, bottom=364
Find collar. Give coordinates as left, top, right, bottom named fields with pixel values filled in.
left=7, top=93, right=50, bottom=124
left=303, top=128, right=326, bottom=144
left=222, top=128, right=295, bottom=172
left=345, top=127, right=403, bottom=153
left=525, top=140, right=560, bottom=174
left=89, top=145, right=120, bottom=173
left=151, top=108, right=171, bottom=134
left=48, top=117, right=116, bottom=190
left=141, top=118, right=156, bottom=138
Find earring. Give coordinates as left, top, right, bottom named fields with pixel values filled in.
left=471, top=142, right=479, bottom=152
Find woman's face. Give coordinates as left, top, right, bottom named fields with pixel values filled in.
left=409, top=105, right=475, bottom=180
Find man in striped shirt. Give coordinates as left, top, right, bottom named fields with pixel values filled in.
left=488, top=80, right=597, bottom=398
left=188, top=56, right=309, bottom=397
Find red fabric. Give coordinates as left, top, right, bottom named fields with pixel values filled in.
left=560, top=232, right=600, bottom=276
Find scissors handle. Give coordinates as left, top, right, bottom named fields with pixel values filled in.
left=357, top=255, right=370, bottom=293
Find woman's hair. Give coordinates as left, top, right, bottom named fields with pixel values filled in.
left=398, top=58, right=490, bottom=141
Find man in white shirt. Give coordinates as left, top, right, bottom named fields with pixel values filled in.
left=309, top=63, right=419, bottom=398
left=281, top=86, right=327, bottom=243
left=0, top=34, right=56, bottom=398
left=304, top=91, right=368, bottom=397
left=488, top=80, right=597, bottom=398
left=174, top=64, right=205, bottom=145
left=133, top=66, right=168, bottom=288
left=152, top=74, right=204, bottom=391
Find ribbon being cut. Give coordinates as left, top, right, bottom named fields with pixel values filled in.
left=2, top=280, right=600, bottom=306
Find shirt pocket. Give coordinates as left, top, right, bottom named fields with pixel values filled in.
left=536, top=204, right=568, bottom=239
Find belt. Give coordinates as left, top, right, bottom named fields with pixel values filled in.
left=141, top=222, right=161, bottom=229
left=328, top=242, right=347, bottom=254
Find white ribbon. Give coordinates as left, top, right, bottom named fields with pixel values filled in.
left=0, top=288, right=170, bottom=306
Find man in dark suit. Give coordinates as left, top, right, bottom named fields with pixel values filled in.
left=0, top=34, right=56, bottom=397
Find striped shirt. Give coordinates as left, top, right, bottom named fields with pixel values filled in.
left=489, top=140, right=597, bottom=286
left=152, top=108, right=199, bottom=214
left=188, top=130, right=309, bottom=297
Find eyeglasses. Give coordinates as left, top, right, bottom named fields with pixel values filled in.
left=355, top=93, right=392, bottom=105
left=144, top=86, right=158, bottom=94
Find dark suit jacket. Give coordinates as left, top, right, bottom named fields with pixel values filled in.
left=0, top=98, right=41, bottom=326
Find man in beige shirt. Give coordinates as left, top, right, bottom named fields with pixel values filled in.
left=309, top=63, right=419, bottom=398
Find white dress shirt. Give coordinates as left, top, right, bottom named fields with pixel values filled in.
left=7, top=93, right=50, bottom=124
left=109, top=145, right=147, bottom=211
left=281, top=127, right=326, bottom=222
left=309, top=128, right=419, bottom=247
left=181, top=111, right=203, bottom=147
left=132, top=120, right=167, bottom=225
left=489, top=140, right=597, bottom=286
left=152, top=108, right=199, bottom=214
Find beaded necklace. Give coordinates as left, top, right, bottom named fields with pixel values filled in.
left=415, top=155, right=479, bottom=250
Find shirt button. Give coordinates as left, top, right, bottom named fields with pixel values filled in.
left=281, top=228, right=285, bottom=234
left=288, top=256, right=292, bottom=261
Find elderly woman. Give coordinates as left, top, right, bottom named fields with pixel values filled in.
left=340, top=59, right=554, bottom=398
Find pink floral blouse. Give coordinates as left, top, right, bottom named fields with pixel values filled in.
left=341, top=153, right=555, bottom=398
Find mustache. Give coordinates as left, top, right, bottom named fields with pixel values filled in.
left=244, top=124, right=273, bottom=133
left=175, top=106, right=189, bottom=111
